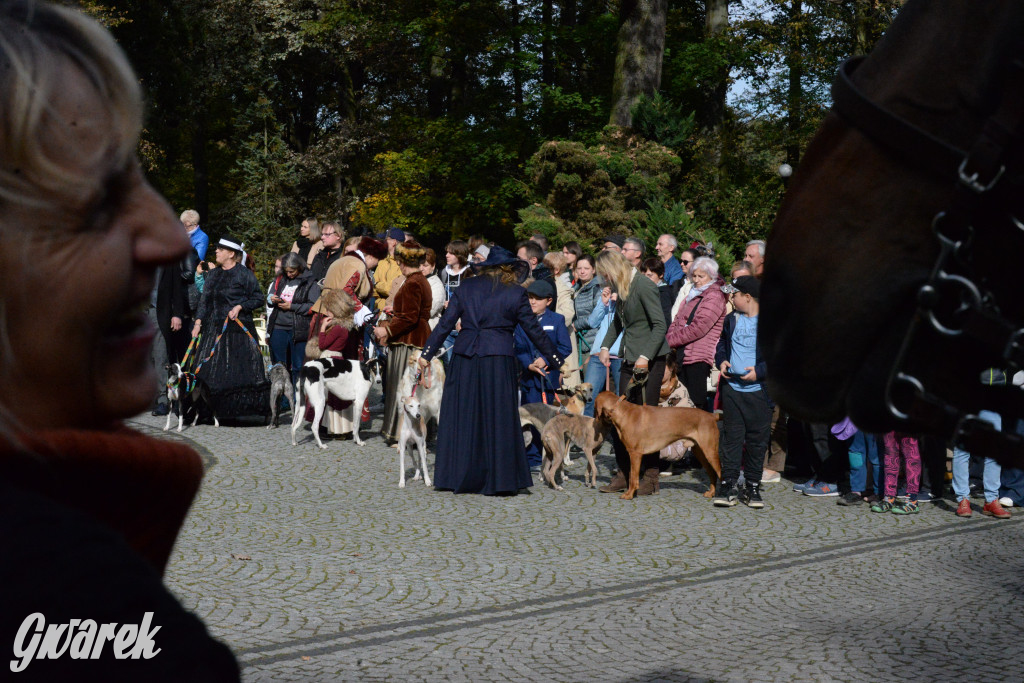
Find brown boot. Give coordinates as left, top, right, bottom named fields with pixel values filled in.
left=599, top=470, right=627, bottom=493
left=636, top=466, right=660, bottom=496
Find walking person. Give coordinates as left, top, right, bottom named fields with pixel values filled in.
left=417, top=247, right=564, bottom=495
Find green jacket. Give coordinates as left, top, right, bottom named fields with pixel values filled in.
left=601, top=271, right=669, bottom=363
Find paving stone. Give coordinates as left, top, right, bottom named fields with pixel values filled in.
left=130, top=407, right=1024, bottom=682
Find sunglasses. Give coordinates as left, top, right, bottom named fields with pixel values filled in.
left=680, top=259, right=692, bottom=265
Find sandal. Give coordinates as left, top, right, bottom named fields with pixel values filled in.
left=870, top=497, right=895, bottom=513
left=891, top=500, right=920, bottom=515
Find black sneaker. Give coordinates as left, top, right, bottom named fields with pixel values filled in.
left=837, top=492, right=864, bottom=506
left=740, top=482, right=764, bottom=509
left=713, top=480, right=738, bottom=507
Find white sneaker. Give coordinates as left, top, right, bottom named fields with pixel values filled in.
left=999, top=496, right=1014, bottom=508
left=761, top=471, right=782, bottom=483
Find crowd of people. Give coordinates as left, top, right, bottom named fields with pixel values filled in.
left=149, top=214, right=1024, bottom=513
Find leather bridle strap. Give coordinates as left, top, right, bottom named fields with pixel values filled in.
left=833, top=54, right=1024, bottom=458
left=832, top=57, right=965, bottom=180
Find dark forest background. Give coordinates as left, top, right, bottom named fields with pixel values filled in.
left=74, top=0, right=902, bottom=276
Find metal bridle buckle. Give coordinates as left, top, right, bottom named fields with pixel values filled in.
left=919, top=272, right=983, bottom=337
left=958, top=158, right=1005, bottom=194
left=885, top=373, right=925, bottom=422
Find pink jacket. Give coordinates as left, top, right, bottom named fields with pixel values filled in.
left=666, top=279, right=727, bottom=367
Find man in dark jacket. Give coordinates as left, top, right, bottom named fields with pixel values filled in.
left=310, top=223, right=343, bottom=281
left=516, top=239, right=557, bottom=312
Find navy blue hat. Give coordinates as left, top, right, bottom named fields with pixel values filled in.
left=527, top=279, right=555, bottom=299
left=471, top=244, right=530, bottom=281
left=722, top=275, right=760, bottom=298
left=386, top=227, right=405, bottom=240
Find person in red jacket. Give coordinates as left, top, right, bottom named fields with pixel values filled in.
left=666, top=256, right=727, bottom=411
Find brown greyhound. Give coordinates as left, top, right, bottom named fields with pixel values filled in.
left=593, top=391, right=722, bottom=500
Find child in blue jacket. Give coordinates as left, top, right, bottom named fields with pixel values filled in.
left=514, top=279, right=572, bottom=469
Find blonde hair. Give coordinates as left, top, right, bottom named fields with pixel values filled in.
left=0, top=1, right=143, bottom=212
left=0, top=2, right=144, bottom=446
left=306, top=217, right=323, bottom=242
left=595, top=250, right=634, bottom=300
left=543, top=251, right=566, bottom=276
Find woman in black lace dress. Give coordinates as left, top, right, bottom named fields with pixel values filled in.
left=191, top=237, right=270, bottom=419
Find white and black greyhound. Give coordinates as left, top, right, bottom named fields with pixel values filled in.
left=291, top=357, right=381, bottom=448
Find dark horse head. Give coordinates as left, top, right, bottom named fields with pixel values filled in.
left=762, top=0, right=1024, bottom=446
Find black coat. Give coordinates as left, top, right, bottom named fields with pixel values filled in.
left=310, top=247, right=343, bottom=282
left=266, top=270, right=321, bottom=344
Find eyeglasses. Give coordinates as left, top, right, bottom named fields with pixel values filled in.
left=680, top=259, right=692, bottom=265
left=322, top=231, right=336, bottom=237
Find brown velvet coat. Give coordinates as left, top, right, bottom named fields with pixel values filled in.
left=385, top=271, right=432, bottom=348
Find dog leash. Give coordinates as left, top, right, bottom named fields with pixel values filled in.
left=410, top=362, right=433, bottom=397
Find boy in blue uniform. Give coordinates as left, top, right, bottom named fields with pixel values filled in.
left=713, top=275, right=772, bottom=509
left=514, top=280, right=572, bottom=470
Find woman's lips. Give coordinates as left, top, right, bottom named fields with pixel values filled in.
left=102, top=303, right=155, bottom=352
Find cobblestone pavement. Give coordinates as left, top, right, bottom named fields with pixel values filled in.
left=131, top=404, right=1024, bottom=682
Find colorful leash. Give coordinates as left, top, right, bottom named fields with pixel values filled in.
left=180, top=315, right=264, bottom=392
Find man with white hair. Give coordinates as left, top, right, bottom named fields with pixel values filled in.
left=656, top=234, right=683, bottom=285
left=745, top=239, right=765, bottom=276
left=180, top=208, right=208, bottom=260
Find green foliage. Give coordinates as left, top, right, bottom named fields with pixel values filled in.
left=629, top=94, right=695, bottom=150
left=92, top=0, right=903, bottom=265
left=518, top=130, right=681, bottom=247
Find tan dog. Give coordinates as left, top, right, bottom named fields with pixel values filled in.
left=518, top=382, right=592, bottom=464
left=593, top=391, right=722, bottom=500
left=540, top=413, right=607, bottom=490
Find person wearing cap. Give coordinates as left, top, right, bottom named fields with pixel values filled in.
left=190, top=236, right=270, bottom=419
left=713, top=275, right=771, bottom=509
left=472, top=244, right=490, bottom=264
left=417, top=246, right=565, bottom=495
left=595, top=250, right=669, bottom=496
left=602, top=234, right=626, bottom=253
left=373, top=226, right=405, bottom=310
left=514, top=279, right=573, bottom=470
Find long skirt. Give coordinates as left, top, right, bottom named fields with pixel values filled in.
left=194, top=322, right=270, bottom=419
left=381, top=344, right=416, bottom=442
left=434, top=354, right=532, bottom=495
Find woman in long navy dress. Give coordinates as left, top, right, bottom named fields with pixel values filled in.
left=418, top=246, right=564, bottom=495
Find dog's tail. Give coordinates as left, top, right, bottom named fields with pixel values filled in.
left=713, top=412, right=723, bottom=422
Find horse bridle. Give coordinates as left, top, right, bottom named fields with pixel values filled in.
left=831, top=55, right=1024, bottom=461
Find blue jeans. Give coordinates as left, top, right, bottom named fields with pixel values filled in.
left=583, top=355, right=622, bottom=417
left=848, top=430, right=879, bottom=494
left=268, top=328, right=304, bottom=385
left=952, top=410, right=1002, bottom=503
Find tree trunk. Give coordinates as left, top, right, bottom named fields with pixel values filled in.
left=428, top=48, right=446, bottom=118
left=785, top=0, right=803, bottom=168
left=702, top=0, right=729, bottom=182
left=608, top=0, right=668, bottom=127
left=511, top=0, right=524, bottom=119
left=191, top=109, right=208, bottom=225
left=542, top=0, right=554, bottom=86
